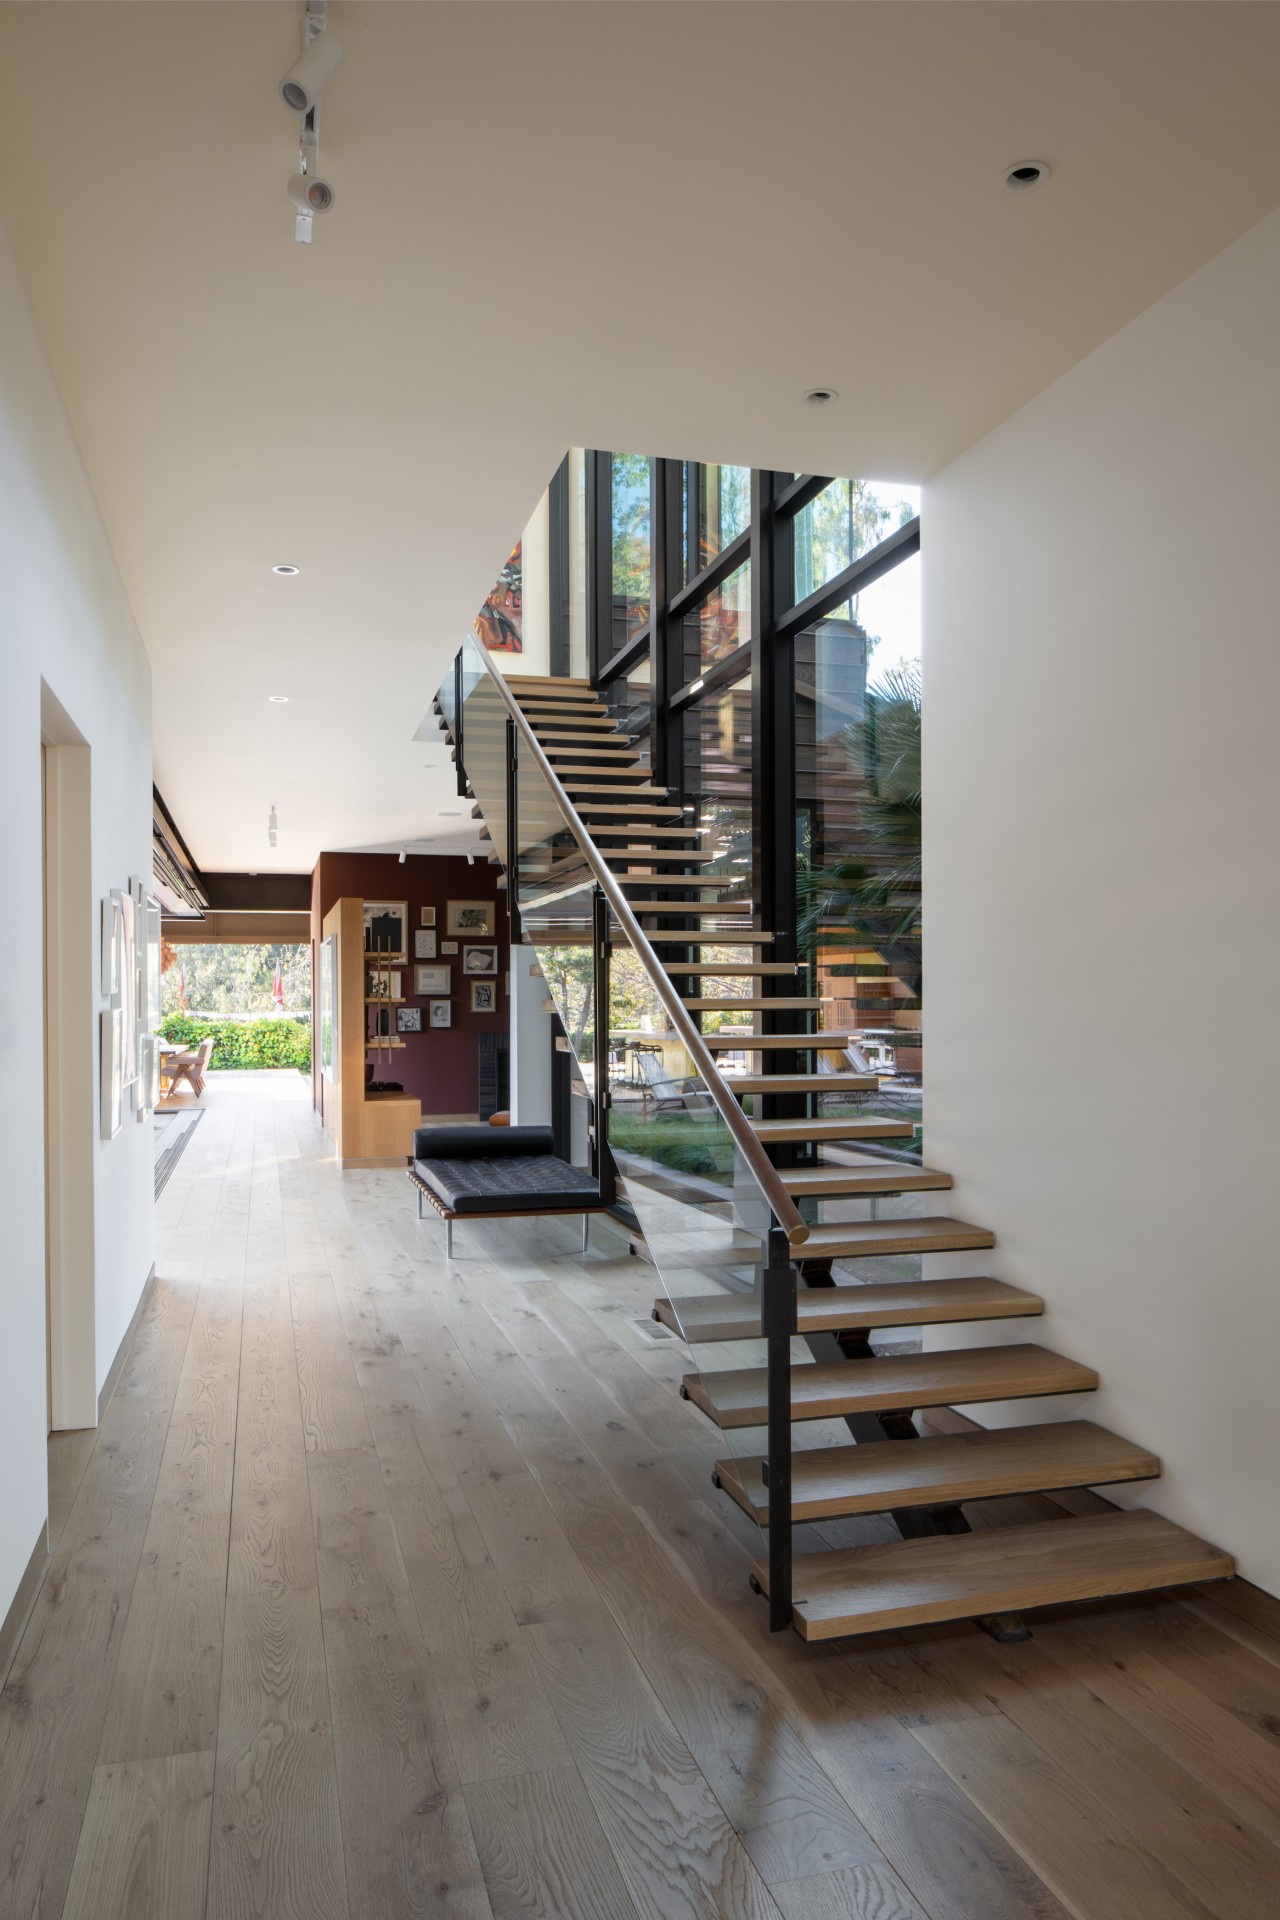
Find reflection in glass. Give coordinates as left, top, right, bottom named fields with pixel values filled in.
left=611, top=453, right=651, bottom=653
left=683, top=561, right=751, bottom=678
left=683, top=681, right=754, bottom=913
left=604, top=651, right=651, bottom=769
left=702, top=460, right=752, bottom=572
left=795, top=566, right=922, bottom=1148
left=794, top=477, right=919, bottom=606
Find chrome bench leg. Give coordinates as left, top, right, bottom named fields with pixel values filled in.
left=582, top=1214, right=589, bottom=1254
left=446, top=1218, right=453, bottom=1260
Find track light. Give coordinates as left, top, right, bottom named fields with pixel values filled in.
left=398, top=848, right=407, bottom=864
left=288, top=172, right=335, bottom=215
left=279, top=25, right=343, bottom=115
left=268, top=804, right=278, bottom=849
left=280, top=3, right=341, bottom=243
left=466, top=850, right=476, bottom=867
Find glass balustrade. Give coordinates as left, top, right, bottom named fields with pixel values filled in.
left=451, top=633, right=804, bottom=1559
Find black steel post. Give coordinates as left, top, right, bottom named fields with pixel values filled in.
left=763, top=1224, right=797, bottom=1631
left=592, top=885, right=617, bottom=1206
left=547, top=456, right=571, bottom=678
left=505, top=714, right=522, bottom=946
left=751, top=471, right=802, bottom=1151
left=588, top=451, right=613, bottom=687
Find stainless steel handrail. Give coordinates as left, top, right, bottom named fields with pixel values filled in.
left=457, top=640, right=810, bottom=1249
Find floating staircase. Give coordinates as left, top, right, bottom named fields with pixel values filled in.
left=437, top=660, right=1234, bottom=1639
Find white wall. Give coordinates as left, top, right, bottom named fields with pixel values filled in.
left=0, top=214, right=154, bottom=1620
left=923, top=209, right=1280, bottom=1596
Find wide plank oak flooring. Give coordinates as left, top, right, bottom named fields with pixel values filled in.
left=0, top=1071, right=1277, bottom=1920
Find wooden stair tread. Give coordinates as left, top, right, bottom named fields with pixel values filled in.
left=577, top=806, right=685, bottom=819
left=779, top=1164, right=951, bottom=1197
left=533, top=730, right=633, bottom=745
left=683, top=1343, right=1094, bottom=1428
left=793, top=1216, right=995, bottom=1259
left=563, top=783, right=676, bottom=797
left=730, top=1072, right=878, bottom=1092
left=703, top=1031, right=855, bottom=1048
left=667, top=963, right=799, bottom=976
left=717, top=1421, right=1159, bottom=1524
left=684, top=997, right=821, bottom=1012
left=593, top=828, right=702, bottom=840
left=749, top=1116, right=913, bottom=1141
left=552, top=763, right=651, bottom=777
left=655, top=1275, right=1041, bottom=1342
left=752, top=1509, right=1234, bottom=1640
left=644, top=921, right=775, bottom=936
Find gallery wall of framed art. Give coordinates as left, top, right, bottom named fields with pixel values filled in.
left=309, top=851, right=508, bottom=1119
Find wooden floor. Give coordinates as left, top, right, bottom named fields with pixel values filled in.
left=5, top=1072, right=1280, bottom=1920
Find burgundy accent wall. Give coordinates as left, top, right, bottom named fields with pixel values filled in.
left=311, top=851, right=508, bottom=1118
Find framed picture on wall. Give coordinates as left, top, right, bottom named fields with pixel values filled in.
left=470, top=980, right=496, bottom=1014
left=447, top=900, right=494, bottom=937
left=415, top=964, right=450, bottom=995
left=413, top=929, right=437, bottom=960
left=428, top=999, right=452, bottom=1028
left=441, top=941, right=458, bottom=955
left=101, top=892, right=123, bottom=997
left=462, top=944, right=497, bottom=976
left=396, top=1006, right=422, bottom=1033
left=363, top=899, right=408, bottom=956
left=100, top=1007, right=123, bottom=1139
left=420, top=906, right=436, bottom=927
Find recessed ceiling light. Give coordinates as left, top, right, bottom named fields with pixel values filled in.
left=268, top=694, right=289, bottom=704
left=803, top=387, right=839, bottom=406
left=272, top=563, right=300, bottom=576
left=1001, top=160, right=1050, bottom=192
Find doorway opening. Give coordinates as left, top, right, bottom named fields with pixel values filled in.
left=41, top=684, right=96, bottom=1432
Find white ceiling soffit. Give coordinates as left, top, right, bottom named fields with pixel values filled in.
left=0, top=2, right=1277, bottom=872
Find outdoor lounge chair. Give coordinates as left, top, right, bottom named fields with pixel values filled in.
left=407, top=1123, right=608, bottom=1258
left=635, top=1049, right=714, bottom=1113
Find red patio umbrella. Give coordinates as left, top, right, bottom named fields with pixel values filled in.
left=273, top=964, right=285, bottom=1012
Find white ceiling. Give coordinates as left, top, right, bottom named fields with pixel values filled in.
left=1, top=1, right=1278, bottom=872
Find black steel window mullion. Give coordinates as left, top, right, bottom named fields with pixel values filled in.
left=669, top=639, right=751, bottom=713
left=652, top=457, right=684, bottom=796
left=596, top=623, right=650, bottom=692
left=751, top=470, right=802, bottom=1151
left=587, top=449, right=612, bottom=687
left=774, top=472, right=832, bottom=519
left=547, top=456, right=570, bottom=678
left=777, top=515, right=920, bottom=640
left=667, top=527, right=752, bottom=624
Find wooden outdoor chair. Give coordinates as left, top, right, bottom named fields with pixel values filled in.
left=169, top=1036, right=214, bottom=1098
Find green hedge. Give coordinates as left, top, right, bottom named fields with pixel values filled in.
left=158, top=1014, right=311, bottom=1072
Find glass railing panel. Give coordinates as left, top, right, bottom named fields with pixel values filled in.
left=447, top=640, right=805, bottom=1550
left=605, top=907, right=808, bottom=1514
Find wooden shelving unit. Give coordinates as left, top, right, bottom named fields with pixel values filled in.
left=318, top=897, right=421, bottom=1165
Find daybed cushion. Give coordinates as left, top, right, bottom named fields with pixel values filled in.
left=411, top=1151, right=598, bottom=1215
left=412, top=1124, right=554, bottom=1161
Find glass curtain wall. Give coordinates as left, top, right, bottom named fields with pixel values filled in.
left=544, top=448, right=922, bottom=1158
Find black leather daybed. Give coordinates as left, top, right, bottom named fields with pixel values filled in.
left=407, top=1123, right=607, bottom=1257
